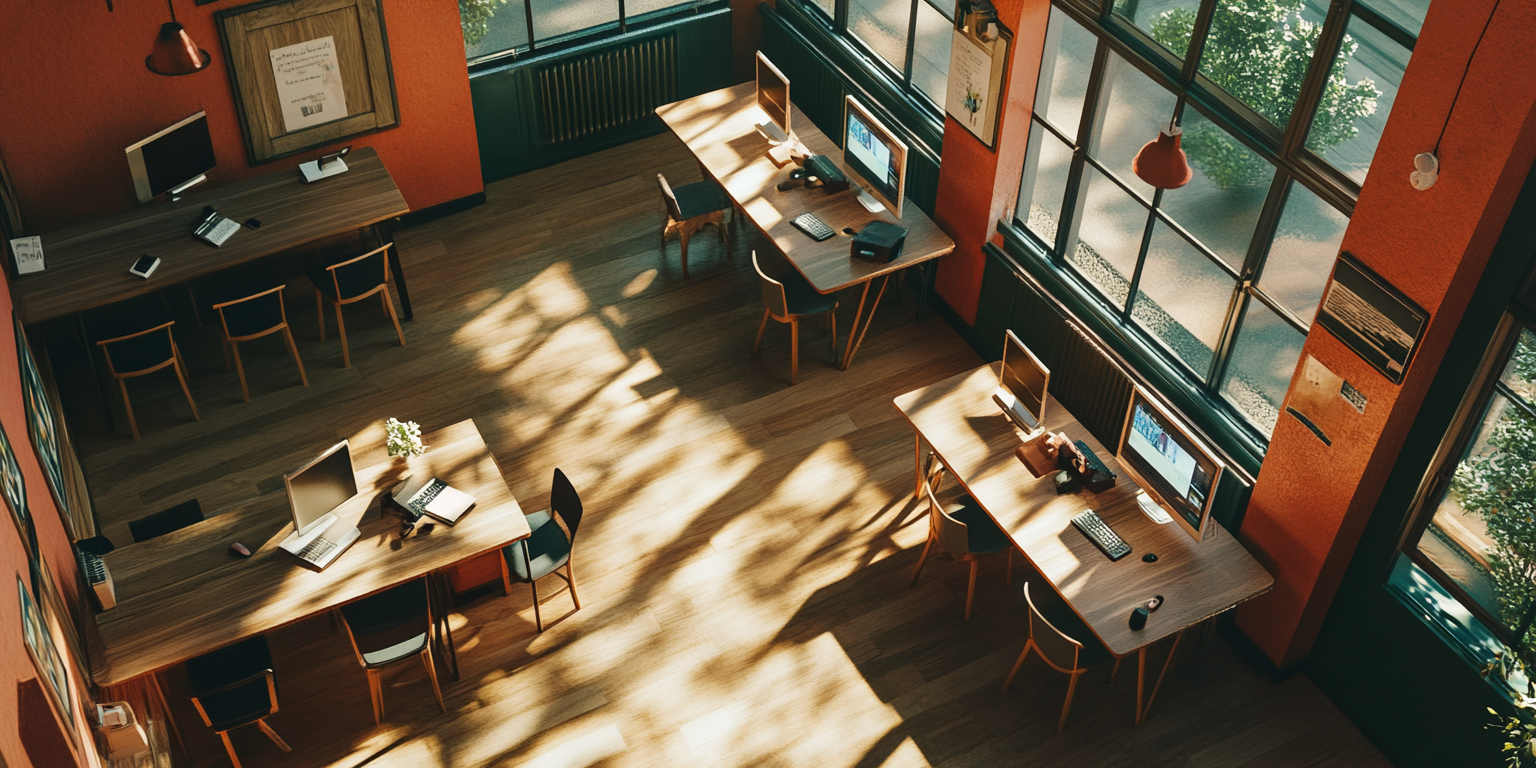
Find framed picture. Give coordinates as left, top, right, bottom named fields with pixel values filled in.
left=944, top=17, right=1010, bottom=149
left=1315, top=252, right=1429, bottom=385
left=18, top=574, right=74, bottom=742
left=0, top=399, right=32, bottom=561
left=15, top=319, right=66, bottom=522
left=216, top=0, right=399, bottom=164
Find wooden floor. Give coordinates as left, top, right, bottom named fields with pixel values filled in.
left=66, top=132, right=1389, bottom=768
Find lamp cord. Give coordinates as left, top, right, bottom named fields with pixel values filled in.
left=167, top=0, right=178, bottom=24
left=1434, top=1, right=1499, bottom=155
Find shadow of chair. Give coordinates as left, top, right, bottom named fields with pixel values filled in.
left=212, top=285, right=308, bottom=402
left=657, top=172, right=731, bottom=277
left=500, top=468, right=584, bottom=632
left=752, top=250, right=838, bottom=385
left=308, top=243, right=406, bottom=367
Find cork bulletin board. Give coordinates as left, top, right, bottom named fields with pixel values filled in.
left=216, top=0, right=399, bottom=164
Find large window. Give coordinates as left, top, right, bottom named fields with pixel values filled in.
left=461, top=0, right=704, bottom=63
left=1015, top=0, right=1424, bottom=439
left=797, top=0, right=956, bottom=108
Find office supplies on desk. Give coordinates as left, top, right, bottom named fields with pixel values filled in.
left=1129, top=606, right=1149, bottom=630
left=128, top=255, right=160, bottom=278
left=194, top=206, right=240, bottom=247
left=851, top=220, right=906, bottom=262
left=1071, top=508, right=1131, bottom=561
left=1137, top=491, right=1172, bottom=524
left=279, top=440, right=362, bottom=569
left=1072, top=440, right=1117, bottom=492
left=791, top=213, right=836, bottom=241
left=77, top=549, right=116, bottom=609
left=802, top=154, right=850, bottom=193
left=229, top=542, right=251, bottom=557
left=9, top=235, right=44, bottom=274
left=395, top=476, right=476, bottom=525
left=299, top=146, right=351, bottom=183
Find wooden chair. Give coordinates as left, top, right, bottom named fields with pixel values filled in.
left=128, top=499, right=203, bottom=543
left=96, top=321, right=199, bottom=441
left=308, top=243, right=406, bottom=367
left=1004, top=583, right=1095, bottom=734
left=752, top=250, right=838, bottom=385
left=908, top=483, right=1012, bottom=621
left=186, top=636, right=291, bottom=768
left=336, top=578, right=446, bottom=725
left=212, top=285, right=308, bottom=402
left=500, top=468, right=583, bottom=632
left=657, top=172, right=731, bottom=276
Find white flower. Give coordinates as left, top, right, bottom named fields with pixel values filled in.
left=385, top=418, right=428, bottom=458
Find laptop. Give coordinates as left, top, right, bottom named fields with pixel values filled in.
left=278, top=440, right=362, bottom=570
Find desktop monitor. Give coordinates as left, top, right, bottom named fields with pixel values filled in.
left=1117, top=389, right=1225, bottom=542
left=284, top=440, right=358, bottom=537
left=996, top=330, right=1048, bottom=434
left=126, top=111, right=217, bottom=204
left=755, top=52, right=791, bottom=143
left=842, top=95, right=907, bottom=219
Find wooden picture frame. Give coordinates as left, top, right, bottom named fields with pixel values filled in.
left=944, top=13, right=1011, bottom=150
left=15, top=320, right=65, bottom=528
left=1315, top=251, right=1429, bottom=385
left=18, top=574, right=75, bottom=750
left=216, top=0, right=399, bottom=164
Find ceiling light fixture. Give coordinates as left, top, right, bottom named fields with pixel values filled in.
left=146, top=0, right=210, bottom=77
left=1132, top=116, right=1193, bottom=190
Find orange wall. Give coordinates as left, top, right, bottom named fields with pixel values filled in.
left=0, top=0, right=481, bottom=234
left=1235, top=0, right=1536, bottom=667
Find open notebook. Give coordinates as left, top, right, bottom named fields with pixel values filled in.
left=393, top=476, right=476, bottom=525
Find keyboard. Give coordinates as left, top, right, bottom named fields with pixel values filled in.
left=791, top=213, right=836, bottom=242
left=1071, top=509, right=1131, bottom=561
left=406, top=478, right=448, bottom=516
left=195, top=214, right=240, bottom=247
left=296, top=536, right=338, bottom=563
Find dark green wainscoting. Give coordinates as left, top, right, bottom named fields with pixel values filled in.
left=470, top=7, right=735, bottom=182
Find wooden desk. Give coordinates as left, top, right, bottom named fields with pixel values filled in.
left=14, top=146, right=414, bottom=325
left=893, top=364, right=1272, bottom=722
left=91, top=418, right=530, bottom=689
left=656, top=84, right=955, bottom=369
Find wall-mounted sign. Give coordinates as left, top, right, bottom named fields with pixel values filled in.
left=1315, top=252, right=1428, bottom=385
left=944, top=19, right=1009, bottom=150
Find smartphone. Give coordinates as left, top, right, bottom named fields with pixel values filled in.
left=129, top=255, right=160, bottom=279
left=319, top=146, right=351, bottom=169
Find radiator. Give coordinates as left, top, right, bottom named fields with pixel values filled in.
left=1013, top=279, right=1135, bottom=449
left=537, top=35, right=678, bottom=145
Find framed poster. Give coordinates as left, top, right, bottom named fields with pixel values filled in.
left=0, top=414, right=32, bottom=560
left=1315, top=252, right=1429, bottom=385
left=944, top=21, right=1010, bottom=149
left=16, top=319, right=66, bottom=521
left=19, top=574, right=74, bottom=743
left=216, top=0, right=399, bottom=164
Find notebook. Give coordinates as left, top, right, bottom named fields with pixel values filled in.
left=395, top=477, right=476, bottom=525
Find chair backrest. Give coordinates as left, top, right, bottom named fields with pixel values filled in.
left=97, top=322, right=176, bottom=376
left=1024, top=583, right=1083, bottom=673
left=339, top=578, right=431, bottom=665
left=128, top=499, right=204, bottom=543
left=656, top=173, right=683, bottom=220
left=327, top=244, right=391, bottom=301
left=752, top=251, right=789, bottom=318
left=550, top=468, right=583, bottom=542
left=186, top=635, right=277, bottom=729
left=214, top=285, right=288, bottom=340
left=925, top=486, right=971, bottom=558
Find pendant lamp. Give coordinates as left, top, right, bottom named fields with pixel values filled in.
left=1132, top=120, right=1193, bottom=190
left=146, top=0, right=210, bottom=76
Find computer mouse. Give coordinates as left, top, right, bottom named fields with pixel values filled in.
left=244, top=218, right=262, bottom=229
left=1142, top=552, right=1158, bottom=563
left=842, top=227, right=857, bottom=235
left=229, top=542, right=251, bottom=558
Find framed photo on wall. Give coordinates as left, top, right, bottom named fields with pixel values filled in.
left=944, top=17, right=1010, bottom=149
left=15, top=320, right=67, bottom=522
left=18, top=574, right=74, bottom=745
left=0, top=403, right=32, bottom=561
left=216, top=0, right=400, bottom=164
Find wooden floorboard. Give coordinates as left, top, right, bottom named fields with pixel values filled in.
left=64, top=132, right=1389, bottom=768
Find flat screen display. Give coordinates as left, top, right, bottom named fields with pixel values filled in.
left=1000, top=330, right=1047, bottom=430
left=755, top=52, right=790, bottom=139
left=843, top=96, right=907, bottom=218
left=1118, top=391, right=1223, bottom=540
left=284, top=440, right=358, bottom=536
left=126, top=112, right=216, bottom=204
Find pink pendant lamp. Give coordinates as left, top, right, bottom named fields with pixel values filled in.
left=146, top=0, right=210, bottom=76
left=1132, top=120, right=1193, bottom=190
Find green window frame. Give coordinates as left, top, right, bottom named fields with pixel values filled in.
left=461, top=0, right=714, bottom=66
left=791, top=0, right=957, bottom=112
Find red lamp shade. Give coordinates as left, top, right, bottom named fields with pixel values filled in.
left=1132, top=128, right=1193, bottom=190
left=146, top=22, right=210, bottom=76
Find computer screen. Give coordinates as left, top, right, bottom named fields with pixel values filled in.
left=1117, top=390, right=1224, bottom=541
left=284, top=440, right=358, bottom=537
left=126, top=112, right=216, bottom=204
left=755, top=52, right=791, bottom=142
left=999, top=330, right=1048, bottom=431
left=842, top=96, right=907, bottom=219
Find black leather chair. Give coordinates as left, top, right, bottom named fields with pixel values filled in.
left=657, top=172, right=731, bottom=277
left=307, top=243, right=406, bottom=367
left=186, top=635, right=291, bottom=767
left=212, top=285, right=308, bottom=401
left=336, top=578, right=446, bottom=724
left=500, top=468, right=584, bottom=632
left=127, top=499, right=204, bottom=543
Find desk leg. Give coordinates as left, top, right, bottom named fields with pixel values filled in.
left=840, top=273, right=892, bottom=371
left=1134, top=629, right=1184, bottom=725
left=386, top=240, right=414, bottom=322
left=914, top=435, right=924, bottom=502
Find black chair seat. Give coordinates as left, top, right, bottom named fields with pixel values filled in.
left=128, top=499, right=203, bottom=543
left=780, top=273, right=839, bottom=316
left=672, top=179, right=731, bottom=220
left=186, top=636, right=274, bottom=730
left=503, top=509, right=573, bottom=583
left=951, top=502, right=1010, bottom=555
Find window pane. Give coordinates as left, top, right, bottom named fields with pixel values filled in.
left=1110, top=0, right=1202, bottom=60
left=628, top=0, right=696, bottom=17
left=850, top=0, right=911, bottom=73
left=1305, top=14, right=1407, bottom=185
left=1035, top=6, right=1098, bottom=136
left=1019, top=122, right=1075, bottom=247
left=1088, top=54, right=1177, bottom=202
left=1130, top=221, right=1237, bottom=377
left=530, top=0, right=619, bottom=42
left=463, top=0, right=530, bottom=61
left=1158, top=110, right=1272, bottom=270
left=912, top=0, right=953, bottom=104
left=1220, top=298, right=1305, bottom=434
left=1070, top=165, right=1148, bottom=310
left=1356, top=0, right=1430, bottom=38
left=1259, top=182, right=1346, bottom=324
left=1499, top=329, right=1536, bottom=403
left=803, top=0, right=836, bottom=20
left=1198, top=0, right=1329, bottom=129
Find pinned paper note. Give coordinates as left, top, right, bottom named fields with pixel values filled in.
left=9, top=236, right=43, bottom=274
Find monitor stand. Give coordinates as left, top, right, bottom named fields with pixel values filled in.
left=167, top=174, right=207, bottom=202
left=855, top=186, right=886, bottom=213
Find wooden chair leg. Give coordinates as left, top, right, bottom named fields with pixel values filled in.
left=315, top=291, right=326, bottom=341
left=1004, top=640, right=1032, bottom=690
left=530, top=577, right=543, bottom=632
left=909, top=533, right=934, bottom=586
left=566, top=558, right=580, bottom=610
left=754, top=309, right=771, bottom=352
left=789, top=317, right=799, bottom=385
left=965, top=559, right=979, bottom=622
left=283, top=327, right=309, bottom=387
left=218, top=731, right=243, bottom=768
left=231, top=342, right=250, bottom=402
left=679, top=226, right=691, bottom=278
left=500, top=555, right=512, bottom=596
left=118, top=379, right=140, bottom=441
left=659, top=219, right=669, bottom=254
left=172, top=354, right=200, bottom=420
left=335, top=302, right=351, bottom=367
left=256, top=720, right=291, bottom=752
left=828, top=309, right=837, bottom=361
left=383, top=290, right=406, bottom=347
left=368, top=668, right=383, bottom=725
left=1058, top=672, right=1080, bottom=734
left=422, top=647, right=446, bottom=713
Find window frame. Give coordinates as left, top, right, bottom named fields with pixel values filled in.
left=790, top=0, right=956, bottom=115
left=464, top=0, right=717, bottom=69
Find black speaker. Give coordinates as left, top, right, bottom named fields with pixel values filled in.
left=851, top=221, right=907, bottom=263
left=1129, top=606, right=1149, bottom=631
